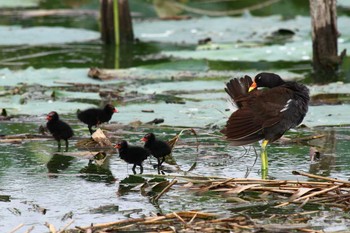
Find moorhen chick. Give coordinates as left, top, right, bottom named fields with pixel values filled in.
left=46, top=111, right=74, bottom=152
left=114, top=140, right=150, bottom=174
left=77, top=104, right=118, bottom=134
left=141, top=133, right=172, bottom=174
left=221, top=72, right=309, bottom=176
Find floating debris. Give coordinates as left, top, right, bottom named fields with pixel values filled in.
left=63, top=210, right=318, bottom=233
left=181, top=170, right=350, bottom=210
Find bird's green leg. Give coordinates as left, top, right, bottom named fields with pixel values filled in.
left=261, top=140, right=269, bottom=179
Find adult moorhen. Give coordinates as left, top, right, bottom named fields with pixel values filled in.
left=114, top=140, right=150, bottom=174
left=221, top=72, right=309, bottom=177
left=46, top=111, right=74, bottom=152
left=141, top=133, right=172, bottom=174
left=77, top=104, right=118, bottom=134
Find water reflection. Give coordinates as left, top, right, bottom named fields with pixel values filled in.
left=117, top=175, right=146, bottom=196
left=102, top=42, right=164, bottom=69
left=79, top=162, right=115, bottom=184
left=79, top=151, right=116, bottom=183
left=46, top=154, right=74, bottom=178
left=309, top=130, right=336, bottom=176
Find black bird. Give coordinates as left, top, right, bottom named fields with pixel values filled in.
left=114, top=140, right=150, bottom=174
left=221, top=72, right=309, bottom=176
left=46, top=111, right=74, bottom=152
left=77, top=104, right=118, bottom=134
left=141, top=133, right=172, bottom=174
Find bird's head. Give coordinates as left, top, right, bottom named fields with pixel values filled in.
left=46, top=111, right=58, bottom=121
left=249, top=72, right=285, bottom=92
left=141, top=133, right=155, bottom=142
left=114, top=140, right=128, bottom=150
left=105, top=104, right=118, bottom=114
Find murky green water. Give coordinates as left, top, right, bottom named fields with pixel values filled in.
left=1, top=0, right=350, bottom=232
left=2, top=122, right=350, bottom=231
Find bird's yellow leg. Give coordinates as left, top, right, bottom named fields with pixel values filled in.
left=261, top=140, right=269, bottom=179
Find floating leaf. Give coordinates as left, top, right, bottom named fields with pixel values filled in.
left=0, top=0, right=41, bottom=8
left=134, top=16, right=350, bottom=44
left=90, top=204, right=119, bottom=214
left=0, top=195, right=11, bottom=202
left=118, top=175, right=147, bottom=195
left=79, top=163, right=115, bottom=183
left=150, top=180, right=170, bottom=193
left=120, top=175, right=146, bottom=184
left=0, top=26, right=99, bottom=45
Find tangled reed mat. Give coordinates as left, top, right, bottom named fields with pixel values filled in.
left=21, top=170, right=348, bottom=233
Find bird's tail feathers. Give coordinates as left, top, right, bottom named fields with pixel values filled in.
left=225, top=75, right=253, bottom=102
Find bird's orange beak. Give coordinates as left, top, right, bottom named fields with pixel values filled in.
left=140, top=137, right=147, bottom=142
left=248, top=81, right=257, bottom=92
left=114, top=144, right=121, bottom=149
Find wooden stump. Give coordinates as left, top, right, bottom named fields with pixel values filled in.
left=309, top=0, right=346, bottom=82
left=100, top=0, right=134, bottom=44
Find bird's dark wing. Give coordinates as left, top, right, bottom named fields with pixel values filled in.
left=221, top=108, right=264, bottom=146
left=250, top=87, right=296, bottom=128
left=153, top=140, right=172, bottom=155
left=221, top=87, right=295, bottom=145
left=59, top=121, right=74, bottom=138
left=129, top=146, right=150, bottom=161
left=77, top=109, right=97, bottom=122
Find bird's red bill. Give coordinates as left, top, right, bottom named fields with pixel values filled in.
left=113, top=108, right=118, bottom=113
left=114, top=144, right=121, bottom=149
left=248, top=81, right=257, bottom=92
left=140, top=137, right=147, bottom=142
